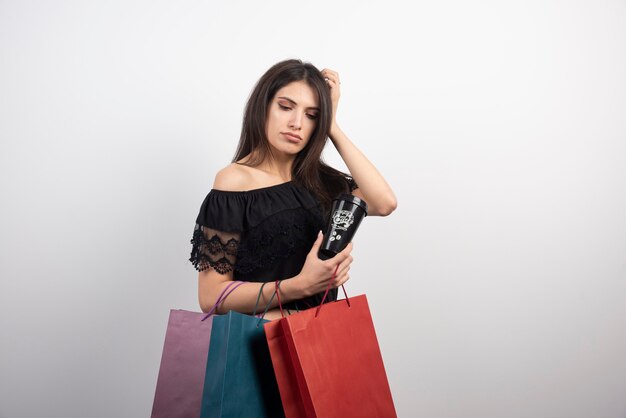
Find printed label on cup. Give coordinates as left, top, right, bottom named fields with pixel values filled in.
left=331, top=210, right=354, bottom=231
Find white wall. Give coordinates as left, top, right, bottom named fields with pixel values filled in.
left=1, top=1, right=625, bottom=417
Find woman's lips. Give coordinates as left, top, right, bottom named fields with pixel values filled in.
left=282, top=132, right=302, bottom=142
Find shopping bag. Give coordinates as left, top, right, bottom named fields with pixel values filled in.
left=200, top=283, right=284, bottom=418
left=264, top=317, right=308, bottom=418
left=151, top=281, right=244, bottom=418
left=269, top=286, right=397, bottom=418
left=264, top=285, right=309, bottom=418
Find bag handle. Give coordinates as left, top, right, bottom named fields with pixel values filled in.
left=275, top=280, right=285, bottom=318
left=273, top=281, right=301, bottom=316
left=315, top=265, right=350, bottom=318
left=255, top=280, right=283, bottom=327
left=252, top=282, right=269, bottom=317
left=201, top=280, right=245, bottom=321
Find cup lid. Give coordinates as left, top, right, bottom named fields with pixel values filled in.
left=333, top=193, right=368, bottom=214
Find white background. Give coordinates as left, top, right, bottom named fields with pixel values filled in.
left=1, top=1, right=625, bottom=417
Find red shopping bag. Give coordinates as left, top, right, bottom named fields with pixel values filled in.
left=266, top=282, right=397, bottom=418
left=151, top=281, right=244, bottom=418
left=264, top=319, right=309, bottom=418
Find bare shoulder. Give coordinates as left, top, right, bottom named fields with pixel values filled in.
left=212, top=164, right=255, bottom=192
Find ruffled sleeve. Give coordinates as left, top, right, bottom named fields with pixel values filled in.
left=189, top=183, right=323, bottom=274
left=190, top=225, right=239, bottom=273
left=189, top=191, right=246, bottom=274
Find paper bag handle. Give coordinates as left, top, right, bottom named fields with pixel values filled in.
left=315, top=265, right=351, bottom=318
left=201, top=280, right=245, bottom=321
left=254, top=281, right=283, bottom=327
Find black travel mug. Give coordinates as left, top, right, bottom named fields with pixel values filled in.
left=318, top=194, right=368, bottom=260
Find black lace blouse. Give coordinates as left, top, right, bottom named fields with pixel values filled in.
left=189, top=179, right=356, bottom=309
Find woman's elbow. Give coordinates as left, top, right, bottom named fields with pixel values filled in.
left=198, top=270, right=232, bottom=314
left=198, top=287, right=222, bottom=314
left=377, top=197, right=397, bottom=217
left=199, top=297, right=226, bottom=314
left=199, top=298, right=212, bottom=314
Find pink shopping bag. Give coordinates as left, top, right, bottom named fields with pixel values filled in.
left=151, top=281, right=243, bottom=418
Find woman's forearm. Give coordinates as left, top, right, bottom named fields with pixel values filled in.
left=329, top=125, right=397, bottom=216
left=200, top=272, right=306, bottom=315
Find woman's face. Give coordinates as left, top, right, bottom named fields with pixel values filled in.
left=265, top=80, right=320, bottom=157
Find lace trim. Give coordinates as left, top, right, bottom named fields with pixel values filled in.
left=189, top=228, right=239, bottom=274
left=189, top=205, right=324, bottom=275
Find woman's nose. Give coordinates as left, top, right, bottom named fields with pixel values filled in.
left=288, top=112, right=303, bottom=130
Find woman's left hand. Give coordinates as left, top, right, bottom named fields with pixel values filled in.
left=321, top=68, right=341, bottom=133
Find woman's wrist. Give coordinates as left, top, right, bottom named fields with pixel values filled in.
left=329, top=122, right=342, bottom=141
left=280, top=274, right=308, bottom=301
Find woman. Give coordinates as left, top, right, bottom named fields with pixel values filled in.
left=190, top=59, right=396, bottom=319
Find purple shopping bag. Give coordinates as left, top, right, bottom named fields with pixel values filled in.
left=151, top=281, right=244, bottom=418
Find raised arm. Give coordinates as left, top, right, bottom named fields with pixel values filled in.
left=321, top=68, right=397, bottom=217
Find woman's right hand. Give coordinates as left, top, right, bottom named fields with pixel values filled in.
left=296, top=231, right=353, bottom=297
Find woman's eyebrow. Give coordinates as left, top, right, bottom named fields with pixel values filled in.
left=277, top=96, right=319, bottom=111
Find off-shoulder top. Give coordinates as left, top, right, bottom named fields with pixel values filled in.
left=189, top=179, right=356, bottom=309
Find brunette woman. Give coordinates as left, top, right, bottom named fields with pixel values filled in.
left=190, top=59, right=396, bottom=319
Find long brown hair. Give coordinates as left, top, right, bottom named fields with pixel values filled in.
left=233, top=59, right=351, bottom=211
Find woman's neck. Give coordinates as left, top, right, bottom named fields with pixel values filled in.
left=239, top=152, right=294, bottom=182
left=250, top=155, right=296, bottom=181
left=259, top=160, right=293, bottom=182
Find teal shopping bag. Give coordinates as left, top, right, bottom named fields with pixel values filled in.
left=200, top=310, right=284, bottom=418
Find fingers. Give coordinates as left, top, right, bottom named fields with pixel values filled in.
left=317, top=244, right=352, bottom=283
left=321, top=68, right=339, bottom=81
left=331, top=247, right=353, bottom=287
left=310, top=230, right=324, bottom=252
left=315, top=248, right=352, bottom=288
left=335, top=272, right=350, bottom=287
left=321, top=68, right=340, bottom=86
left=306, top=235, right=354, bottom=291
left=333, top=264, right=350, bottom=287
left=334, top=263, right=350, bottom=282
left=330, top=242, right=353, bottom=263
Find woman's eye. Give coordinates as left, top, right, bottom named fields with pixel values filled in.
left=306, top=113, right=319, bottom=120
left=278, top=104, right=291, bottom=111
